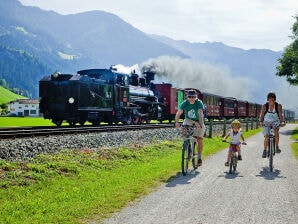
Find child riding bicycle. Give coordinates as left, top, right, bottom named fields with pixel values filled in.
left=222, top=119, right=246, bottom=166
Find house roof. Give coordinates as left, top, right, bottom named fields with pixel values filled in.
left=9, top=99, right=39, bottom=104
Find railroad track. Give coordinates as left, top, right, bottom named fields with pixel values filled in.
left=0, top=119, right=245, bottom=139
left=0, top=123, right=174, bottom=139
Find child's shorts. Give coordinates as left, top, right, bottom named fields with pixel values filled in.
left=229, top=143, right=241, bottom=151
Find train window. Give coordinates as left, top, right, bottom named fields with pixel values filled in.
left=225, top=101, right=235, bottom=108
left=206, top=96, right=210, bottom=105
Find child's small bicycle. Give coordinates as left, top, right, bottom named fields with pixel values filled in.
left=223, top=140, right=246, bottom=174
left=181, top=124, right=199, bottom=176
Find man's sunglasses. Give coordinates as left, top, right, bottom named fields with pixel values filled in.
left=188, top=95, right=196, bottom=98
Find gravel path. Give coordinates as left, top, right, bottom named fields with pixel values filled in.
left=103, top=124, right=298, bottom=224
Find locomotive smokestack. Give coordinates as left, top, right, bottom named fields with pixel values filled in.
left=142, top=71, right=155, bottom=84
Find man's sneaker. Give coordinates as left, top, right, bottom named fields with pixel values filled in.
left=225, top=162, right=229, bottom=166
left=262, top=150, right=267, bottom=158
left=276, top=146, right=281, bottom=153
left=238, top=155, right=242, bottom=160
left=198, top=159, right=202, bottom=166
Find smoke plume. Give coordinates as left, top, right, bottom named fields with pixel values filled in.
left=141, top=55, right=255, bottom=101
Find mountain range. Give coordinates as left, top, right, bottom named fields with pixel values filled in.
left=0, top=0, right=296, bottom=114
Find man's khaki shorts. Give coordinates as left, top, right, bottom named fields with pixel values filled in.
left=182, top=118, right=206, bottom=138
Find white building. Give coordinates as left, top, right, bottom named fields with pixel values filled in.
left=8, top=99, right=40, bottom=117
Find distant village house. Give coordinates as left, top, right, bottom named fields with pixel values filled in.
left=8, top=99, right=39, bottom=117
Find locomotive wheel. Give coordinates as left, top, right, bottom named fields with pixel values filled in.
left=53, top=119, right=62, bottom=127
left=123, top=114, right=132, bottom=125
left=92, top=121, right=100, bottom=126
left=68, top=121, right=76, bottom=126
left=132, top=116, right=140, bottom=125
left=107, top=118, right=113, bottom=125
left=79, top=120, right=86, bottom=126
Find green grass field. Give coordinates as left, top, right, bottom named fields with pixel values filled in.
left=0, top=86, right=27, bottom=105
left=0, top=117, right=54, bottom=127
left=0, top=123, right=262, bottom=223
left=0, top=118, right=296, bottom=223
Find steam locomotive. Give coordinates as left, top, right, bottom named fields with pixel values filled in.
left=39, top=67, right=173, bottom=126
left=39, top=67, right=295, bottom=126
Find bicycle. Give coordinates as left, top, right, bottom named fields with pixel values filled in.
left=181, top=124, right=199, bottom=176
left=266, top=125, right=275, bottom=172
left=223, top=140, right=246, bottom=174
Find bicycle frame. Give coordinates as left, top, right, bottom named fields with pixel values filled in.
left=222, top=140, right=246, bottom=174
left=267, top=125, right=275, bottom=172
left=229, top=144, right=238, bottom=174
left=181, top=125, right=199, bottom=176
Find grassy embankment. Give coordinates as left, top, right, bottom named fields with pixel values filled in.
left=0, top=86, right=27, bottom=105
left=1, top=119, right=296, bottom=223
left=0, top=116, right=54, bottom=127
left=291, top=126, right=298, bottom=159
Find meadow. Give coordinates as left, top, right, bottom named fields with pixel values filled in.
left=0, top=117, right=263, bottom=223
left=0, top=116, right=54, bottom=127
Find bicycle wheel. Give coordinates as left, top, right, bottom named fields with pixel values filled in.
left=269, top=139, right=274, bottom=172
left=182, top=140, right=190, bottom=176
left=273, top=137, right=276, bottom=155
left=229, top=155, right=234, bottom=174
left=192, top=141, right=198, bottom=170
left=233, top=155, right=237, bottom=172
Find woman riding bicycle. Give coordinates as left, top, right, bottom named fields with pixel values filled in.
left=259, top=92, right=285, bottom=158
left=222, top=119, right=246, bottom=166
left=175, top=90, right=206, bottom=166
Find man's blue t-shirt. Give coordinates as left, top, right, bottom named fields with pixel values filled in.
left=179, top=99, right=204, bottom=121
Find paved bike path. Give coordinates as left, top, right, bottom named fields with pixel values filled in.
left=103, top=124, right=298, bottom=224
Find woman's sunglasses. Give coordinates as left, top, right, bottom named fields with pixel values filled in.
left=188, top=95, right=196, bottom=98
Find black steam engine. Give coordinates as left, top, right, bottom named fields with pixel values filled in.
left=39, top=67, right=164, bottom=126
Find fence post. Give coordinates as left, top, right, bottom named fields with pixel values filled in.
left=251, top=117, right=253, bottom=130
left=208, top=119, right=213, bottom=138
left=222, top=118, right=227, bottom=137
left=245, top=117, right=249, bottom=131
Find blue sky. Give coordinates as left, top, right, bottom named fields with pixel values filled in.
left=19, top=0, right=298, bottom=51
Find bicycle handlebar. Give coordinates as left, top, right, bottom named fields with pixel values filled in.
left=222, top=139, right=247, bottom=145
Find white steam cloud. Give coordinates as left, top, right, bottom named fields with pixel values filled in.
left=141, top=56, right=255, bottom=101
left=113, top=64, right=141, bottom=74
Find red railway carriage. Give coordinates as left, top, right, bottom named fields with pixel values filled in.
left=284, top=109, right=295, bottom=122
left=236, top=100, right=248, bottom=118
left=256, top=103, right=262, bottom=118
left=220, top=97, right=237, bottom=119
left=201, top=92, right=221, bottom=119
left=247, top=102, right=261, bottom=118
left=155, top=83, right=183, bottom=122
left=248, top=102, right=257, bottom=117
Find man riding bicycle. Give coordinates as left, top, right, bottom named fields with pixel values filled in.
left=175, top=90, right=206, bottom=166
left=259, top=92, right=285, bottom=158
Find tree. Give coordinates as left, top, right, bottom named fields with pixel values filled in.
left=0, top=79, right=8, bottom=88
left=276, top=15, right=298, bottom=85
